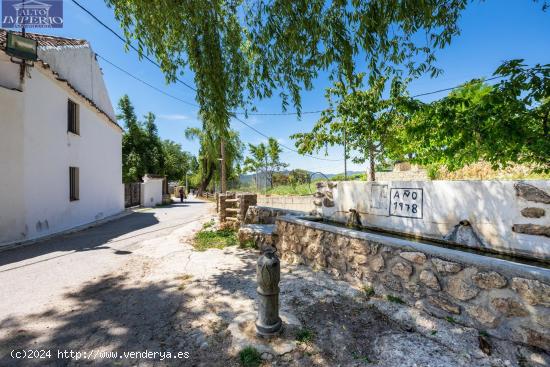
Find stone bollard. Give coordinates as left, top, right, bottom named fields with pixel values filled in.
left=256, top=247, right=282, bottom=337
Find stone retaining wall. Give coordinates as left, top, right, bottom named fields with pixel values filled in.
left=276, top=216, right=550, bottom=351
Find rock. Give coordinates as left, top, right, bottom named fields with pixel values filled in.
left=478, top=335, right=492, bottom=356
left=379, top=273, right=402, bottom=292
left=399, top=251, right=427, bottom=264
left=313, top=198, right=323, bottom=207
left=313, top=191, right=324, bottom=198
left=446, top=275, right=479, bottom=301
left=521, top=207, right=546, bottom=218
left=511, top=277, right=550, bottom=306
left=419, top=270, right=440, bottom=290
left=261, top=352, right=274, bottom=361
left=432, top=258, right=462, bottom=273
left=327, top=182, right=337, bottom=189
left=466, top=305, right=499, bottom=328
left=370, top=255, right=385, bottom=272
left=404, top=283, right=424, bottom=298
left=391, top=262, right=413, bottom=281
left=512, top=224, right=550, bottom=237
left=514, top=182, right=550, bottom=204
left=472, top=271, right=507, bottom=289
left=316, top=182, right=327, bottom=189
left=520, top=328, right=550, bottom=352
left=444, top=221, right=485, bottom=249
left=427, top=295, right=461, bottom=314
left=491, top=298, right=529, bottom=317
left=322, top=197, right=335, bottom=207
left=353, top=254, right=368, bottom=265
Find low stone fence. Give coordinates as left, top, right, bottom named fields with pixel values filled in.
left=275, top=215, right=550, bottom=351
left=257, top=195, right=314, bottom=212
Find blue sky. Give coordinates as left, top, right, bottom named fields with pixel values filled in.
left=15, top=0, right=550, bottom=174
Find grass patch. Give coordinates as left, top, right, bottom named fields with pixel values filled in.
left=386, top=295, right=405, bottom=304
left=361, top=285, right=375, bottom=298
left=445, top=316, right=457, bottom=324
left=296, top=328, right=315, bottom=344
left=193, top=228, right=238, bottom=251
left=202, top=220, right=215, bottom=229
left=239, top=346, right=262, bottom=367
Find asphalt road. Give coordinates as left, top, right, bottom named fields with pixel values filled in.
left=0, top=199, right=212, bottom=322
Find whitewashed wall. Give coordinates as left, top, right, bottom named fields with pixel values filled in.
left=141, top=178, right=163, bottom=207
left=0, top=55, right=123, bottom=247
left=318, top=181, right=550, bottom=260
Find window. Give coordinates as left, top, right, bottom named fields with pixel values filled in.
left=69, top=167, right=79, bottom=201
left=68, top=99, right=80, bottom=135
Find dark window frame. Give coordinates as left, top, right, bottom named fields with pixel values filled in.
left=67, top=99, right=80, bottom=135
left=69, top=166, right=79, bottom=201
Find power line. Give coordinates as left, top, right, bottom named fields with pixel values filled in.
left=231, top=115, right=344, bottom=162
left=97, top=54, right=199, bottom=108
left=71, top=0, right=196, bottom=93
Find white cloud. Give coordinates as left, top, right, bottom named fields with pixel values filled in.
left=159, top=114, right=190, bottom=121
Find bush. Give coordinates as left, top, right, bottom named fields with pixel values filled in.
left=239, top=346, right=262, bottom=367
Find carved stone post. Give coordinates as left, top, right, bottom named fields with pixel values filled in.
left=256, top=247, right=282, bottom=337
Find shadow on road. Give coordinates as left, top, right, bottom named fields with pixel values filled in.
left=0, top=211, right=160, bottom=269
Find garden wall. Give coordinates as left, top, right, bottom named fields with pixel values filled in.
left=257, top=195, right=314, bottom=212
left=275, top=216, right=550, bottom=351
left=315, top=180, right=550, bottom=261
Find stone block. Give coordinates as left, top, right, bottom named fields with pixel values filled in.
left=391, top=261, right=413, bottom=281
left=512, top=223, right=550, bottom=237
left=419, top=270, right=440, bottom=290
left=490, top=298, right=529, bottom=317
left=399, top=251, right=426, bottom=264
left=432, top=258, right=462, bottom=273
left=370, top=255, right=385, bottom=272
left=521, top=207, right=546, bottom=218
left=427, top=295, right=461, bottom=315
left=466, top=305, right=499, bottom=328
left=511, top=277, right=550, bottom=306
left=446, top=274, right=480, bottom=301
left=472, top=271, right=507, bottom=289
left=514, top=182, right=550, bottom=204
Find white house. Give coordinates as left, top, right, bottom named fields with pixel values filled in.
left=0, top=29, right=124, bottom=247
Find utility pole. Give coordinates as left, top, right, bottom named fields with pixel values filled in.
left=343, top=121, right=348, bottom=180
left=220, top=139, right=227, bottom=193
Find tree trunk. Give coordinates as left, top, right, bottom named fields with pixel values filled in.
left=220, top=139, right=227, bottom=193
left=344, top=125, right=348, bottom=180
left=199, top=162, right=215, bottom=195
left=369, top=146, right=376, bottom=182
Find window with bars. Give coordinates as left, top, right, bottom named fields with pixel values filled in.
left=69, top=167, right=79, bottom=201
left=67, top=99, right=80, bottom=135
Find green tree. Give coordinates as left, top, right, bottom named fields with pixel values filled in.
left=244, top=138, right=288, bottom=189
left=292, top=74, right=407, bottom=181
left=105, top=0, right=489, bottom=188
left=399, top=60, right=550, bottom=171
left=185, top=126, right=243, bottom=194
left=161, top=140, right=198, bottom=182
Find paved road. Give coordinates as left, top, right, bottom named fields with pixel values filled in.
left=0, top=199, right=212, bottom=329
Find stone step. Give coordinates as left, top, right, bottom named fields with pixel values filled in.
left=226, top=199, right=239, bottom=203
left=225, top=216, right=238, bottom=222
left=226, top=208, right=239, bottom=213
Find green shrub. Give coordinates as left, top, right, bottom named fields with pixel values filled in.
left=386, top=295, right=405, bottom=304
left=239, top=346, right=262, bottom=367
left=193, top=228, right=238, bottom=251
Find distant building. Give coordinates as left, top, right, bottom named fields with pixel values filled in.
left=0, top=29, right=123, bottom=247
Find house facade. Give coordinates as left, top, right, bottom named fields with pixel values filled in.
left=0, top=30, right=123, bottom=247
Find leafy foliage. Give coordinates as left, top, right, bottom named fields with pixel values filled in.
left=292, top=74, right=409, bottom=180
left=399, top=60, right=550, bottom=171
left=185, top=126, right=243, bottom=193
left=244, top=138, right=288, bottom=189
left=118, top=95, right=197, bottom=183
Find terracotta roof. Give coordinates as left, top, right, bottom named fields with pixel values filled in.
left=0, top=29, right=88, bottom=48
